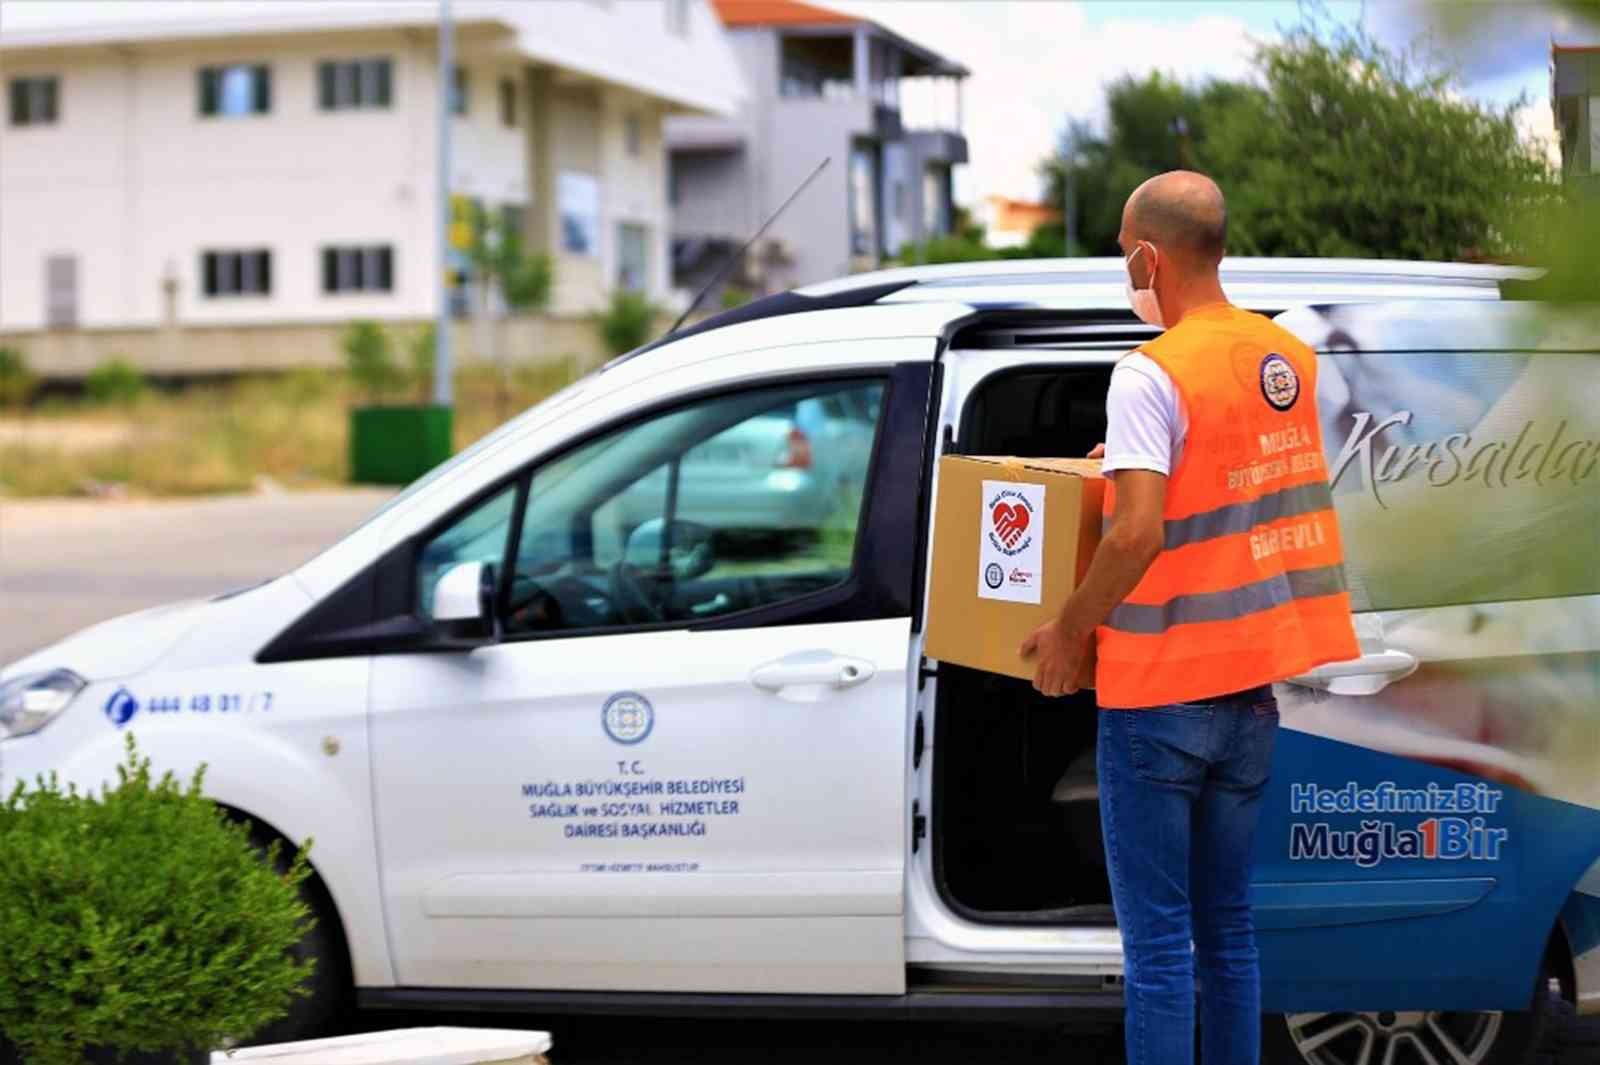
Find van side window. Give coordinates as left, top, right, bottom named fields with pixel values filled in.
left=414, top=486, right=517, bottom=617
left=500, top=379, right=885, bottom=635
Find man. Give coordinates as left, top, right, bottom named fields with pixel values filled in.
left=1020, top=171, right=1359, bottom=1065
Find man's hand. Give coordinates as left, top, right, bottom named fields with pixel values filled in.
left=1019, top=617, right=1091, bottom=698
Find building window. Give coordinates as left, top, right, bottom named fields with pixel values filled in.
left=450, top=65, right=469, bottom=116
left=202, top=249, right=272, bottom=297
left=847, top=143, right=879, bottom=257
left=1589, top=95, right=1600, bottom=177
left=624, top=113, right=642, bottom=157
left=318, top=58, right=392, bottom=110
left=321, top=245, right=394, bottom=294
left=499, top=77, right=517, bottom=127
left=199, top=64, right=271, bottom=117
left=44, top=254, right=77, bottom=328
left=665, top=0, right=690, bottom=36
left=617, top=223, right=649, bottom=292
left=780, top=35, right=854, bottom=100
left=7, top=76, right=58, bottom=126
left=923, top=164, right=948, bottom=235
left=558, top=171, right=601, bottom=256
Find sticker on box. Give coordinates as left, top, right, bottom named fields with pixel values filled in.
left=979, top=480, right=1045, bottom=604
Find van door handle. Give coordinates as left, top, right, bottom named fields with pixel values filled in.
left=750, top=652, right=876, bottom=698
left=1285, top=649, right=1419, bottom=697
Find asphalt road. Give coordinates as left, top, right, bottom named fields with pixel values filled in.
left=2, top=491, right=1596, bottom=1063
left=0, top=489, right=395, bottom=665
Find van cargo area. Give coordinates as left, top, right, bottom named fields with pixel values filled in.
left=931, top=358, right=1119, bottom=924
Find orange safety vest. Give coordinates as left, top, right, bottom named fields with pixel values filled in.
left=1096, top=303, right=1360, bottom=709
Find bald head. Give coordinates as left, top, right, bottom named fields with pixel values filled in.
left=1122, top=170, right=1228, bottom=267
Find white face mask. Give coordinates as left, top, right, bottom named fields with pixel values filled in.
left=1124, top=243, right=1165, bottom=328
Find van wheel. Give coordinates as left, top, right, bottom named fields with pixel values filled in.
left=241, top=824, right=352, bottom=1045
left=1263, top=960, right=1550, bottom=1065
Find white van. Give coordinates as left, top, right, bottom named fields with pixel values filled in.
left=4, top=259, right=1596, bottom=1065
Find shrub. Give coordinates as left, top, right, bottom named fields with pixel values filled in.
left=597, top=290, right=658, bottom=357
left=0, top=736, right=313, bottom=1065
left=84, top=357, right=145, bottom=406
left=720, top=285, right=754, bottom=310
left=898, top=234, right=1001, bottom=265
left=0, top=347, right=36, bottom=410
left=341, top=320, right=404, bottom=403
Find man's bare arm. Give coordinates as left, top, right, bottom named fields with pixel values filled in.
left=1020, top=468, right=1167, bottom=696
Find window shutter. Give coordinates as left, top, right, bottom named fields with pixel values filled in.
left=253, top=65, right=271, bottom=113
left=367, top=59, right=392, bottom=108
left=199, top=68, right=219, bottom=116
left=257, top=250, right=272, bottom=295
left=322, top=248, right=338, bottom=293
left=374, top=246, right=394, bottom=291
left=202, top=252, right=218, bottom=296
left=40, top=78, right=58, bottom=123
left=318, top=62, right=336, bottom=110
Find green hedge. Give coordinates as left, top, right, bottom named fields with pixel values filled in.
left=0, top=737, right=313, bottom=1065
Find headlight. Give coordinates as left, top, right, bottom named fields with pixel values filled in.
left=0, top=669, right=87, bottom=738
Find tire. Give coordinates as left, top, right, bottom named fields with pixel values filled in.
left=1263, top=954, right=1553, bottom=1065
left=243, top=825, right=352, bottom=1046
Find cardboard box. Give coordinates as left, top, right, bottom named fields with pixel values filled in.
left=924, top=455, right=1106, bottom=685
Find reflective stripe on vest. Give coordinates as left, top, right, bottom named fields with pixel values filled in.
left=1095, top=304, right=1360, bottom=709
left=1102, top=480, right=1335, bottom=551
left=1105, top=563, right=1346, bottom=635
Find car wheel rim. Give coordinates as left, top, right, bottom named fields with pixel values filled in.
left=1286, top=1010, right=1504, bottom=1065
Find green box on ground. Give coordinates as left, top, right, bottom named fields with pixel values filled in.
left=349, top=405, right=453, bottom=486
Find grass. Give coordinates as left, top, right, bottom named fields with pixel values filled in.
left=0, top=360, right=582, bottom=499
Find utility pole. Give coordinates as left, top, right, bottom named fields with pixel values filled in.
left=1061, top=127, right=1077, bottom=257
left=433, top=0, right=454, bottom=406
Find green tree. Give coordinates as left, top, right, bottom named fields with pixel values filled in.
left=408, top=323, right=437, bottom=404
left=1038, top=20, right=1557, bottom=262
left=1040, top=78, right=1254, bottom=257
left=1210, top=23, right=1556, bottom=259
left=465, top=204, right=554, bottom=421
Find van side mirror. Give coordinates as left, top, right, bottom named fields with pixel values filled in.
left=431, top=561, right=499, bottom=645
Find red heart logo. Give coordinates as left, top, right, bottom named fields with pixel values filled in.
left=991, top=502, right=1030, bottom=548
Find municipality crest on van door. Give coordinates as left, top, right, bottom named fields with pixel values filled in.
left=602, top=692, right=654, bottom=745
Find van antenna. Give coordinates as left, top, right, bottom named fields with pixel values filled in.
left=665, top=156, right=831, bottom=337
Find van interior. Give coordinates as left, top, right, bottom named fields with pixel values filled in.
left=933, top=358, right=1120, bottom=924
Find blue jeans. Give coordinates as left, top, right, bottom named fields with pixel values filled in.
left=1098, top=687, right=1280, bottom=1065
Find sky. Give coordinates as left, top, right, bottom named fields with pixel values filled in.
left=1, top=0, right=1587, bottom=207
left=832, top=0, right=1584, bottom=205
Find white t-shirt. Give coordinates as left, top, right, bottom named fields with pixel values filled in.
left=1101, top=352, right=1188, bottom=476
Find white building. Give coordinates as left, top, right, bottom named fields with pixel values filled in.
left=666, top=0, right=967, bottom=295
left=0, top=0, right=745, bottom=340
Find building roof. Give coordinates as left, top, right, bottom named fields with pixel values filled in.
left=985, top=196, right=1062, bottom=236
left=712, top=0, right=859, bottom=27
left=712, top=0, right=966, bottom=77
left=0, top=0, right=745, bottom=117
